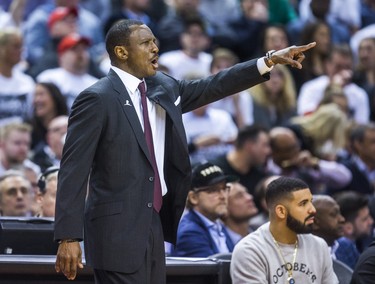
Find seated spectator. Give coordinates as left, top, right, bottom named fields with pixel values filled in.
left=210, top=125, right=270, bottom=196
left=183, top=101, right=238, bottom=165
left=287, top=0, right=352, bottom=45
left=351, top=240, right=375, bottom=284
left=0, top=170, right=32, bottom=216
left=158, top=16, right=212, bottom=80
left=361, top=0, right=375, bottom=28
left=249, top=175, right=279, bottom=230
left=0, top=27, right=35, bottom=126
left=172, top=162, right=237, bottom=257
left=23, top=0, right=105, bottom=66
left=217, top=0, right=268, bottom=61
left=293, top=20, right=331, bottom=92
left=231, top=176, right=338, bottom=283
left=221, top=181, right=258, bottom=245
left=32, top=115, right=68, bottom=172
left=22, top=164, right=41, bottom=216
left=0, top=122, right=40, bottom=177
left=36, top=166, right=59, bottom=217
left=352, top=37, right=375, bottom=121
left=267, top=126, right=352, bottom=194
left=333, top=123, right=375, bottom=195
left=209, top=48, right=254, bottom=128
left=156, top=0, right=208, bottom=53
left=260, top=23, right=290, bottom=56
left=289, top=103, right=348, bottom=160
left=318, top=83, right=351, bottom=118
left=27, top=6, right=105, bottom=80
left=334, top=191, right=374, bottom=269
left=104, top=0, right=157, bottom=38
left=312, top=195, right=345, bottom=259
left=37, top=33, right=98, bottom=110
left=249, top=64, right=297, bottom=130
left=27, top=82, right=68, bottom=150
left=297, top=44, right=369, bottom=124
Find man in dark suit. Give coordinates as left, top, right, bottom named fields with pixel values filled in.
left=54, top=19, right=315, bottom=283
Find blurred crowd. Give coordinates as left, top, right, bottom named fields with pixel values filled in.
left=1, top=0, right=375, bottom=275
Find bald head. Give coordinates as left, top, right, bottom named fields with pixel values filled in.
left=269, top=127, right=300, bottom=167
left=312, top=195, right=345, bottom=246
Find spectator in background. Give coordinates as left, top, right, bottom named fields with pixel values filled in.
left=0, top=27, right=35, bottom=126
left=0, top=170, right=32, bottom=216
left=231, top=176, right=338, bottom=283
left=312, top=195, right=345, bottom=259
left=0, top=122, right=40, bottom=177
left=334, top=191, right=374, bottom=269
left=22, top=164, right=42, bottom=216
left=32, top=115, right=68, bottom=172
left=289, top=103, right=348, bottom=160
left=172, top=162, right=237, bottom=257
left=36, top=167, right=59, bottom=217
left=298, top=44, right=369, bottom=124
left=198, top=0, right=240, bottom=32
left=157, top=0, right=206, bottom=53
left=27, top=82, right=68, bottom=150
left=267, top=0, right=298, bottom=25
left=293, top=21, right=331, bottom=92
left=249, top=64, right=297, bottom=130
left=158, top=17, right=212, bottom=80
left=216, top=0, right=268, bottom=61
left=183, top=102, right=238, bottom=165
left=105, top=0, right=157, bottom=38
left=23, top=0, right=104, bottom=66
left=299, top=0, right=361, bottom=35
left=318, top=84, right=351, bottom=118
left=249, top=175, right=279, bottom=230
left=210, top=125, right=271, bottom=196
left=287, top=0, right=352, bottom=44
left=267, top=126, right=352, bottom=194
left=352, top=37, right=375, bottom=121
left=221, top=181, right=258, bottom=245
left=335, top=123, right=375, bottom=195
left=27, top=5, right=105, bottom=80
left=259, top=24, right=290, bottom=57
left=361, top=0, right=375, bottom=28
left=209, top=48, right=254, bottom=128
left=37, top=33, right=98, bottom=110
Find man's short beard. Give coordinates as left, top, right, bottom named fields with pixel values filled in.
left=286, top=211, right=314, bottom=234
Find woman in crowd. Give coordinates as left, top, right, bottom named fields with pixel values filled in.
left=249, top=64, right=297, bottom=129
left=27, top=82, right=68, bottom=149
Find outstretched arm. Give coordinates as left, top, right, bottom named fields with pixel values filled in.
left=264, top=42, right=316, bottom=69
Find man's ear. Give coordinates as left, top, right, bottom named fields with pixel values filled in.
left=114, top=45, right=128, bottom=61
left=275, top=204, right=287, bottom=220
left=187, top=191, right=199, bottom=206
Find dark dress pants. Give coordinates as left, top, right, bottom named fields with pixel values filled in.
left=93, top=210, right=166, bottom=284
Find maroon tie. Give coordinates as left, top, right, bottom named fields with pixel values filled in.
left=138, top=81, right=162, bottom=212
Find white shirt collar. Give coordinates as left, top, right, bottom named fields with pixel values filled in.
left=110, top=65, right=143, bottom=94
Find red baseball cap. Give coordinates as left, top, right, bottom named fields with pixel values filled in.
left=48, top=6, right=78, bottom=29
left=57, top=33, right=91, bottom=54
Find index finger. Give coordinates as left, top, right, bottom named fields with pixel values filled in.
left=292, top=42, right=316, bottom=52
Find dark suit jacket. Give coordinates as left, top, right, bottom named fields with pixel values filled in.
left=351, top=241, right=375, bottom=284
left=172, top=209, right=235, bottom=257
left=54, top=59, right=268, bottom=273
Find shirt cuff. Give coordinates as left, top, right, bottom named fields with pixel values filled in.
left=257, top=57, right=274, bottom=75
